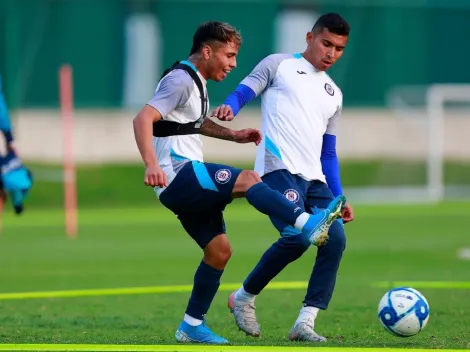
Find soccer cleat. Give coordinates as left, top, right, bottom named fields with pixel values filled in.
left=175, top=320, right=229, bottom=344
left=228, top=291, right=261, bottom=337
left=288, top=321, right=327, bottom=342
left=302, top=195, right=346, bottom=246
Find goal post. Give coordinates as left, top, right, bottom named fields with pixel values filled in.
left=426, top=84, right=470, bottom=202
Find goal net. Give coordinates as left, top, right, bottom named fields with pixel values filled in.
left=345, top=84, right=470, bottom=204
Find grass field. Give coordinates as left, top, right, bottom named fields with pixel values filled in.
left=0, top=200, right=469, bottom=350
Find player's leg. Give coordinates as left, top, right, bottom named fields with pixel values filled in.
left=159, top=163, right=233, bottom=344
left=231, top=169, right=346, bottom=246
left=228, top=170, right=313, bottom=336
left=173, top=211, right=231, bottom=344
left=289, top=182, right=346, bottom=343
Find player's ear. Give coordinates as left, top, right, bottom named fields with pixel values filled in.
left=306, top=31, right=314, bottom=45
left=201, top=44, right=212, bottom=60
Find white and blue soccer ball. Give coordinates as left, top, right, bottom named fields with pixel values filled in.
left=378, top=287, right=430, bottom=337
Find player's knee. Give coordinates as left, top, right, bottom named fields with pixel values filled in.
left=203, top=237, right=232, bottom=269
left=208, top=246, right=232, bottom=268
left=233, top=170, right=262, bottom=194
left=326, top=221, right=346, bottom=253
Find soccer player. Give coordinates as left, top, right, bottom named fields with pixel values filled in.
left=212, top=13, right=355, bottom=342
left=133, top=21, right=346, bottom=344
left=0, top=76, right=33, bottom=224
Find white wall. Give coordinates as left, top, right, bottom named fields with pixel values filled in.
left=12, top=108, right=470, bottom=164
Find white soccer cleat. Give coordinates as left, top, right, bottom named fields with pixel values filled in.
left=288, top=320, right=327, bottom=343
left=228, top=291, right=261, bottom=337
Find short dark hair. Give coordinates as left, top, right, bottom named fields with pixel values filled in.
left=312, top=13, right=350, bottom=36
left=190, top=21, right=242, bottom=55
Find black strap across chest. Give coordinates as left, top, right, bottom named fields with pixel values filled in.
left=153, top=62, right=208, bottom=137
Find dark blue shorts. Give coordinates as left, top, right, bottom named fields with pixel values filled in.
left=261, top=170, right=337, bottom=236
left=159, top=161, right=242, bottom=248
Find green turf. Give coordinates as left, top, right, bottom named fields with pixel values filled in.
left=22, top=160, right=470, bottom=209
left=0, top=201, right=469, bottom=349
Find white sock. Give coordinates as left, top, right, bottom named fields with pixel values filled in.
left=234, top=286, right=256, bottom=304
left=295, top=306, right=319, bottom=327
left=184, top=314, right=203, bottom=326
left=294, top=212, right=310, bottom=231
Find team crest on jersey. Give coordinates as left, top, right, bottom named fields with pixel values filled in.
left=283, top=189, right=300, bottom=203
left=215, top=169, right=232, bottom=184
left=324, top=83, right=334, bottom=96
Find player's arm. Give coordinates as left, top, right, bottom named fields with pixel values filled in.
left=212, top=54, right=281, bottom=120
left=321, top=107, right=343, bottom=197
left=200, top=118, right=261, bottom=145
left=133, top=72, right=190, bottom=187
left=321, top=107, right=354, bottom=223
left=133, top=105, right=162, bottom=170
left=0, top=76, right=15, bottom=150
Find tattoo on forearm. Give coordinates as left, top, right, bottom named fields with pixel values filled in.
left=200, top=118, right=235, bottom=141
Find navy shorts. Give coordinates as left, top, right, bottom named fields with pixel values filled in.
left=262, top=170, right=337, bottom=236
left=159, top=161, right=242, bottom=248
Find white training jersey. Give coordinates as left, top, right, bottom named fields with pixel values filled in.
left=147, top=61, right=209, bottom=197
left=241, top=53, right=342, bottom=182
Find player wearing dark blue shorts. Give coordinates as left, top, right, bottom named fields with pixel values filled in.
left=132, top=21, right=346, bottom=344
left=214, top=13, right=354, bottom=342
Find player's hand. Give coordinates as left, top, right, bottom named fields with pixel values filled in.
left=211, top=104, right=235, bottom=121
left=342, top=202, right=354, bottom=223
left=233, top=128, right=262, bottom=146
left=144, top=165, right=168, bottom=188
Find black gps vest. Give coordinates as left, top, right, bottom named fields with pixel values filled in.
left=152, top=61, right=208, bottom=138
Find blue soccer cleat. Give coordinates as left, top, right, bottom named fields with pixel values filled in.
left=175, top=320, right=229, bottom=344
left=302, top=195, right=346, bottom=246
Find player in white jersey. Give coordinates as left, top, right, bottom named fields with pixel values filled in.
left=133, top=21, right=346, bottom=344
left=213, top=13, right=355, bottom=342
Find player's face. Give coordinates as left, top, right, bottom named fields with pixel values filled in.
left=306, top=28, right=348, bottom=71
left=205, top=41, right=239, bottom=82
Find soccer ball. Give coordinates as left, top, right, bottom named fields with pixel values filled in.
left=377, top=287, right=430, bottom=337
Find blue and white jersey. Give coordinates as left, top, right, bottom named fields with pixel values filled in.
left=147, top=62, right=209, bottom=197
left=241, top=53, right=342, bottom=182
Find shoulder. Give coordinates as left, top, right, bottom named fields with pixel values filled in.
left=158, top=69, right=194, bottom=94
left=260, top=53, right=301, bottom=69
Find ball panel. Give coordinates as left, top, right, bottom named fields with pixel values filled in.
left=393, top=313, right=421, bottom=337
left=377, top=286, right=430, bottom=337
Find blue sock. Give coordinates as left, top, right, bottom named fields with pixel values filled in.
left=246, top=183, right=303, bottom=226
left=185, top=261, right=223, bottom=320
left=244, top=235, right=310, bottom=295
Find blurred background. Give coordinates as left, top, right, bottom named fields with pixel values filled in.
left=0, top=1, right=470, bottom=347
left=2, top=0, right=470, bottom=207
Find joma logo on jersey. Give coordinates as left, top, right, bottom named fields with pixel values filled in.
left=283, top=189, right=299, bottom=203
left=215, top=169, right=231, bottom=184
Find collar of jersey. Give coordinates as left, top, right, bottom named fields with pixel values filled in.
left=180, top=60, right=207, bottom=84
left=294, top=54, right=322, bottom=74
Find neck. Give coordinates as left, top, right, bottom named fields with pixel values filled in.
left=187, top=54, right=209, bottom=80
left=301, top=51, right=321, bottom=72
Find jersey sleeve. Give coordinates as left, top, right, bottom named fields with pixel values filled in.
left=325, top=106, right=341, bottom=136
left=240, top=53, right=291, bottom=97
left=147, top=70, right=194, bottom=119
